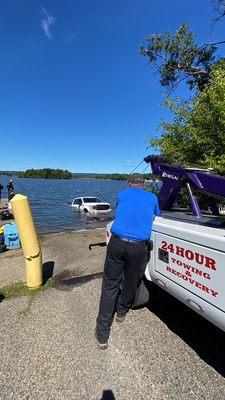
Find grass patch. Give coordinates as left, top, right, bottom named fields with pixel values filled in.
left=0, top=278, right=52, bottom=300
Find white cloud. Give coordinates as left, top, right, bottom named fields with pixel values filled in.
left=107, top=156, right=115, bottom=160
left=124, top=159, right=137, bottom=164
left=40, top=6, right=56, bottom=40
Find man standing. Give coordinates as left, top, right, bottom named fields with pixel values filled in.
left=0, top=183, right=3, bottom=203
left=7, top=180, right=14, bottom=201
left=95, top=173, right=160, bottom=349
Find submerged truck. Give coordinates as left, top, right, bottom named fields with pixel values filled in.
left=107, top=156, right=225, bottom=332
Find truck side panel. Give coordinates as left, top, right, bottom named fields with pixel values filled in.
left=154, top=233, right=225, bottom=311
left=145, top=230, right=225, bottom=332
left=150, top=268, right=225, bottom=332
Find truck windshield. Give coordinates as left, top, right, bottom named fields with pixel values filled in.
left=83, top=198, right=101, bottom=203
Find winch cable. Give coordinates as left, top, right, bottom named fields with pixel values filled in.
left=128, top=160, right=145, bottom=174
left=70, top=158, right=147, bottom=208
left=108, top=159, right=150, bottom=210
left=141, top=164, right=150, bottom=174
left=110, top=159, right=145, bottom=197
left=68, top=159, right=146, bottom=206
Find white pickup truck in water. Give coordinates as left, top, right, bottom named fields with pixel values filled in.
left=71, top=197, right=111, bottom=214
left=107, top=156, right=225, bottom=332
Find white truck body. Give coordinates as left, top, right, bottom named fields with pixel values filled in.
left=148, top=214, right=225, bottom=332
left=107, top=212, right=225, bottom=332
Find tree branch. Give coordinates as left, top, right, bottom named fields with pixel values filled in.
left=211, top=0, right=225, bottom=26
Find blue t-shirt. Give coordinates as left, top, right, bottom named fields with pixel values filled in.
left=111, top=187, right=160, bottom=241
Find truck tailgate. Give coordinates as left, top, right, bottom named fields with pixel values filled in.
left=154, top=233, right=225, bottom=312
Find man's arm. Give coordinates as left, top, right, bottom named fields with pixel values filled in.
left=154, top=197, right=160, bottom=216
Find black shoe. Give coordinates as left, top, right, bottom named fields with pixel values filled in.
left=115, top=313, right=126, bottom=323
left=94, top=328, right=108, bottom=350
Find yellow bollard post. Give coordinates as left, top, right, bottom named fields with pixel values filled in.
left=11, top=194, right=42, bottom=290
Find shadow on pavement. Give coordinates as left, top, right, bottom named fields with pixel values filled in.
left=147, top=291, right=225, bottom=377
left=101, top=390, right=116, bottom=400
left=52, top=269, right=103, bottom=291
left=0, top=292, right=5, bottom=302
left=42, top=261, right=55, bottom=284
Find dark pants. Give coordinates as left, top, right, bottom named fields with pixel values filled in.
left=96, top=236, right=150, bottom=341
left=8, top=191, right=14, bottom=201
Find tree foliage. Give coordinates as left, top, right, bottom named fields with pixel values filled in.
left=20, top=168, right=72, bottom=179
left=140, top=23, right=222, bottom=91
left=19, top=170, right=157, bottom=181
left=86, top=173, right=157, bottom=181
left=150, top=61, right=225, bottom=174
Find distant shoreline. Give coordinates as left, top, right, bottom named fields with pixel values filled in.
left=1, top=172, right=158, bottom=181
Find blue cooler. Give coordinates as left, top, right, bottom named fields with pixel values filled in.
left=4, top=222, right=20, bottom=248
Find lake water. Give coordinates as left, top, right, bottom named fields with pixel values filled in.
left=0, top=176, right=128, bottom=234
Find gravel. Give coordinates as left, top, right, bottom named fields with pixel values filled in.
left=1, top=279, right=225, bottom=400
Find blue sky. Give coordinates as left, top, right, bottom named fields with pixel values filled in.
left=0, top=0, right=224, bottom=173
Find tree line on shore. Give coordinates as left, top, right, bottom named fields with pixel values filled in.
left=76, top=173, right=157, bottom=181
left=19, top=169, right=72, bottom=179
left=0, top=171, right=21, bottom=177
left=1, top=169, right=158, bottom=181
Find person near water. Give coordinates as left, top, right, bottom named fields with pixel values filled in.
left=0, top=183, right=3, bottom=203
left=7, top=180, right=14, bottom=201
left=95, top=173, right=160, bottom=349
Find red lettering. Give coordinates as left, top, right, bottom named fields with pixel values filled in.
left=161, top=241, right=167, bottom=250
left=171, top=258, right=176, bottom=264
left=201, top=285, right=210, bottom=294
left=168, top=243, right=175, bottom=253
left=205, top=256, right=216, bottom=270
left=195, top=253, right=204, bottom=265
left=166, top=266, right=217, bottom=298
left=192, top=268, right=202, bottom=276
left=176, top=246, right=185, bottom=257
left=185, top=249, right=194, bottom=260
left=163, top=243, right=217, bottom=272
left=183, top=263, right=191, bottom=271
left=167, top=267, right=179, bottom=276
left=203, top=272, right=211, bottom=280
left=210, top=289, right=218, bottom=297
